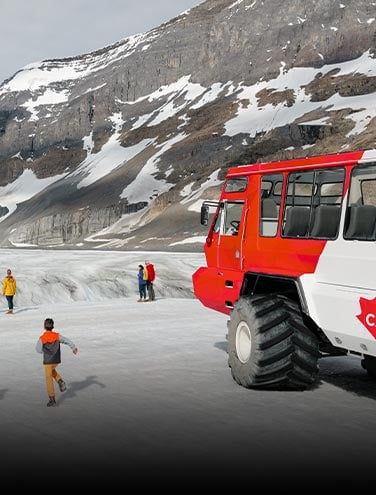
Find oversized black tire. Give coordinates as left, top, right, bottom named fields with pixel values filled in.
left=361, top=355, right=376, bottom=378
left=227, top=294, right=320, bottom=390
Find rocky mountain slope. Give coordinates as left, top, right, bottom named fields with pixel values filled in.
left=0, top=0, right=376, bottom=250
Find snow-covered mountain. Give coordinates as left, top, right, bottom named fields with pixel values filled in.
left=1, top=0, right=376, bottom=250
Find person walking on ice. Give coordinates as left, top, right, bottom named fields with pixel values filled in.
left=36, top=318, right=78, bottom=407
left=2, top=268, right=16, bottom=314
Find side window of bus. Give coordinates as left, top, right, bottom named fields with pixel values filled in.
left=260, top=174, right=283, bottom=237
left=282, top=168, right=344, bottom=239
left=223, top=202, right=244, bottom=236
left=212, top=207, right=222, bottom=234
left=309, top=171, right=344, bottom=239
left=344, top=163, right=376, bottom=241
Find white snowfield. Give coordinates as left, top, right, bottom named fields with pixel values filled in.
left=0, top=249, right=375, bottom=491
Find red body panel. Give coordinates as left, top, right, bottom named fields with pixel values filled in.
left=192, top=266, right=244, bottom=315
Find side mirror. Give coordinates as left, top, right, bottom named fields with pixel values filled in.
left=200, top=205, right=209, bottom=226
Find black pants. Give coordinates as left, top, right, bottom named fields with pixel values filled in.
left=147, top=282, right=155, bottom=301
left=6, top=295, right=14, bottom=310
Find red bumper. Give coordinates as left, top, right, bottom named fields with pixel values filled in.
left=192, top=266, right=244, bottom=316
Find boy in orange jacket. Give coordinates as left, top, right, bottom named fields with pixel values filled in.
left=36, top=318, right=78, bottom=407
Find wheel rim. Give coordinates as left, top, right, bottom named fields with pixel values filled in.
left=236, top=320, right=252, bottom=363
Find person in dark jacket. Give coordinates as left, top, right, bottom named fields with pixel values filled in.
left=145, top=260, right=156, bottom=301
left=137, top=264, right=148, bottom=302
left=36, top=318, right=78, bottom=407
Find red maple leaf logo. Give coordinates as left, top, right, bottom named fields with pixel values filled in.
left=357, top=297, right=376, bottom=339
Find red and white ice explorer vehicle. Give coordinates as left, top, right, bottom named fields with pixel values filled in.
left=193, top=149, right=376, bottom=390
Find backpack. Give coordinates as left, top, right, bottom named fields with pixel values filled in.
left=142, top=269, right=148, bottom=281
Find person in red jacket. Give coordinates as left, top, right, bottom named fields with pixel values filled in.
left=36, top=318, right=78, bottom=407
left=145, top=260, right=156, bottom=301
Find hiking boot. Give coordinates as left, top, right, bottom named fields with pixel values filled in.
left=58, top=379, right=66, bottom=392
left=47, top=397, right=57, bottom=407
left=6, top=310, right=13, bottom=314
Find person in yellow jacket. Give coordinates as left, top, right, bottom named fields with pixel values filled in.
left=2, top=268, right=16, bottom=314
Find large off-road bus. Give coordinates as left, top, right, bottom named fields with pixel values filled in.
left=193, top=149, right=376, bottom=389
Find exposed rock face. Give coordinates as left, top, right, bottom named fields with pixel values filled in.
left=11, top=201, right=148, bottom=246
left=0, top=0, right=376, bottom=250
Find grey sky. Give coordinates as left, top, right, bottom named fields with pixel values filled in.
left=0, top=0, right=203, bottom=84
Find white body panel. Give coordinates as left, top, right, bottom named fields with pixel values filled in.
left=301, top=151, right=376, bottom=357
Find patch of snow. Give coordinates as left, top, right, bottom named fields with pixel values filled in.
left=0, top=32, right=161, bottom=97
left=169, top=236, right=207, bottom=246
left=21, top=88, right=69, bottom=121
left=224, top=50, right=376, bottom=138
left=75, top=113, right=155, bottom=189
left=0, top=169, right=67, bottom=222
left=83, top=83, right=107, bottom=94
left=11, top=152, right=23, bottom=159
left=120, top=133, right=187, bottom=204
left=180, top=169, right=222, bottom=211
left=190, top=83, right=228, bottom=110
